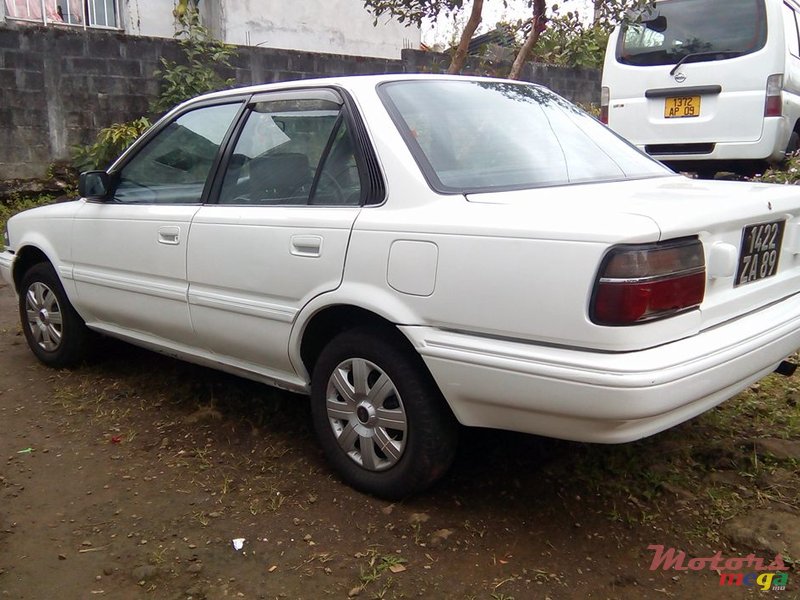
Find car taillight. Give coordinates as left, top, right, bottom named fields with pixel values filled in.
left=591, top=238, right=705, bottom=326
left=600, top=86, right=610, bottom=124
left=765, top=74, right=783, bottom=117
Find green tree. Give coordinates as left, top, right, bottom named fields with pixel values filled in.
left=514, top=0, right=655, bottom=71
left=364, top=0, right=653, bottom=77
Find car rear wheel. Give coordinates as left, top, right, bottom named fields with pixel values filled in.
left=310, top=328, right=458, bottom=499
left=19, top=262, right=91, bottom=368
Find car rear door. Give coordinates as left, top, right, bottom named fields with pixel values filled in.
left=71, top=101, right=243, bottom=346
left=186, top=89, right=367, bottom=378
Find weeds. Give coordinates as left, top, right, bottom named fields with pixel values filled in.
left=353, top=549, right=406, bottom=595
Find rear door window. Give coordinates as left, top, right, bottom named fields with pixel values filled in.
left=218, top=95, right=362, bottom=206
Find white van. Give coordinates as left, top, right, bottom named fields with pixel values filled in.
left=601, top=0, right=800, bottom=172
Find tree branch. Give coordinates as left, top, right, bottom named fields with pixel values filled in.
left=447, top=0, right=483, bottom=74
left=508, top=0, right=546, bottom=80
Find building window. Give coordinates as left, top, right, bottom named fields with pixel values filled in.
left=4, top=0, right=120, bottom=29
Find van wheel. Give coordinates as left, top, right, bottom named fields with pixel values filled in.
left=19, top=262, right=91, bottom=368
left=310, top=328, right=458, bottom=499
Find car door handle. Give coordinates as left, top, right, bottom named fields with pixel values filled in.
left=290, top=235, right=322, bottom=257
left=158, top=226, right=181, bottom=245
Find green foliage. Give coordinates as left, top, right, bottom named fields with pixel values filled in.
left=535, top=12, right=610, bottom=69
left=593, top=0, right=656, bottom=32
left=362, top=0, right=464, bottom=26
left=505, top=0, right=654, bottom=69
left=151, top=6, right=237, bottom=115
left=72, top=117, right=152, bottom=171
left=72, top=3, right=235, bottom=172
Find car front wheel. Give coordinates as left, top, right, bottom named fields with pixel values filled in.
left=310, top=328, right=458, bottom=499
left=19, top=262, right=91, bottom=368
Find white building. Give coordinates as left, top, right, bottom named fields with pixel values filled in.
left=1, top=0, right=420, bottom=59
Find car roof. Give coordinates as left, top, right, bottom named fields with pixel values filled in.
left=181, top=73, right=544, bottom=106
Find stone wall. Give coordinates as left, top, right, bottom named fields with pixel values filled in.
left=0, top=24, right=600, bottom=180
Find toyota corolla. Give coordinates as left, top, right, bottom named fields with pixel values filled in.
left=3, top=74, right=800, bottom=498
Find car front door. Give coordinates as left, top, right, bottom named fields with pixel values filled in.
left=71, top=101, right=243, bottom=346
left=186, top=89, right=367, bottom=381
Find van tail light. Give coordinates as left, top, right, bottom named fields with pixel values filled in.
left=591, top=238, right=706, bottom=326
left=765, top=74, right=783, bottom=117
left=600, top=86, right=610, bottom=124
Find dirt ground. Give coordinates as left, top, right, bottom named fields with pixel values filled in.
left=0, top=281, right=798, bottom=600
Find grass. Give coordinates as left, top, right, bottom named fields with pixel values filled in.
left=354, top=549, right=406, bottom=596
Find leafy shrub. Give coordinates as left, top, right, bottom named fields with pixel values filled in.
left=536, top=13, right=611, bottom=70
left=72, top=3, right=235, bottom=172
left=72, top=117, right=152, bottom=171
left=750, top=153, right=800, bottom=184
left=151, top=7, right=237, bottom=116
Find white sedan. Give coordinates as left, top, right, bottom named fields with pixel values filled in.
left=3, top=74, right=800, bottom=498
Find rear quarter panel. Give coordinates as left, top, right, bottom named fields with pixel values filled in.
left=342, top=193, right=705, bottom=352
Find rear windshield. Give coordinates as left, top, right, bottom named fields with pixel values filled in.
left=617, top=0, right=767, bottom=67
left=378, top=80, right=667, bottom=194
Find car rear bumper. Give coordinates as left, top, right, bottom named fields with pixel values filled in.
left=400, top=291, right=800, bottom=443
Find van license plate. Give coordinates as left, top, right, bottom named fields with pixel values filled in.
left=735, top=220, right=785, bottom=287
left=664, top=96, right=701, bottom=118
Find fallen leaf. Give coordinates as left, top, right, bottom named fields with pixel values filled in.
left=408, top=512, right=430, bottom=525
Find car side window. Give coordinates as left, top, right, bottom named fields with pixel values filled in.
left=114, top=103, right=241, bottom=204
left=219, top=98, right=361, bottom=206
left=309, top=120, right=362, bottom=206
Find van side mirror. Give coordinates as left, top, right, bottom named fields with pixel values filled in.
left=645, top=15, right=667, bottom=33
left=79, top=171, right=111, bottom=199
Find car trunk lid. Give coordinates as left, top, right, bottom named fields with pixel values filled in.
left=467, top=176, right=800, bottom=333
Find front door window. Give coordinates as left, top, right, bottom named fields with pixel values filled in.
left=114, top=103, right=241, bottom=204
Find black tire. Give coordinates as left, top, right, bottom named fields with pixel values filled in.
left=310, top=327, right=458, bottom=499
left=18, top=262, right=92, bottom=368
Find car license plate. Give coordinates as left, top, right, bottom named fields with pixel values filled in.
left=664, top=96, right=701, bottom=118
left=735, top=220, right=785, bottom=287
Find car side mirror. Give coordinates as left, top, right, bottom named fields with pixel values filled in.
left=79, top=171, right=111, bottom=199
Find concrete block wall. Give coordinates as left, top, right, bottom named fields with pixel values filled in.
left=400, top=49, right=601, bottom=108
left=0, top=24, right=600, bottom=180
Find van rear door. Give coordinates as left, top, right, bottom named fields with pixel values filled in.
left=604, top=0, right=777, bottom=152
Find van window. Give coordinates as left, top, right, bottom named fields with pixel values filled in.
left=617, top=0, right=767, bottom=67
